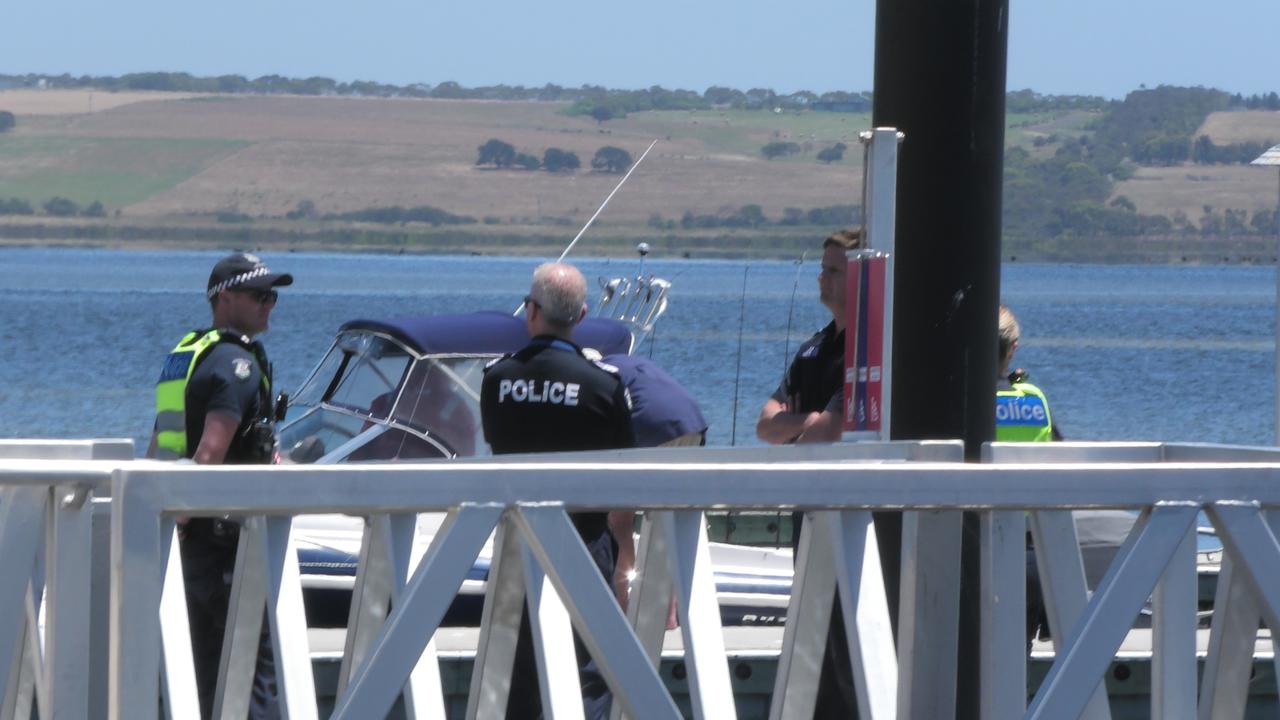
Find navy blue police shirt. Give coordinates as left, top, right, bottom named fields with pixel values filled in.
left=772, top=321, right=845, bottom=416
left=186, top=340, right=267, bottom=464
left=480, top=336, right=636, bottom=536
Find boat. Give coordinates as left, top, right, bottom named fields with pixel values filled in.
left=276, top=272, right=795, bottom=628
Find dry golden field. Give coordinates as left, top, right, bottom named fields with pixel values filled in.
left=2, top=90, right=1278, bottom=251
left=1112, top=165, right=1277, bottom=220
left=0, top=89, right=204, bottom=115
left=0, top=92, right=866, bottom=224
left=1196, top=110, right=1280, bottom=144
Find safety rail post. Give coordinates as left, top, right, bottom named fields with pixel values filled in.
left=0, top=457, right=123, bottom=720
left=0, top=440, right=132, bottom=720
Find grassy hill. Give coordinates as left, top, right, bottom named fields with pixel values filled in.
left=0, top=88, right=1277, bottom=260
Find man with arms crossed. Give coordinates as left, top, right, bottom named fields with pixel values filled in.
left=757, top=229, right=862, bottom=716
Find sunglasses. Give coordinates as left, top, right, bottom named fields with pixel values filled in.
left=234, top=288, right=279, bottom=305
left=523, top=295, right=542, bottom=311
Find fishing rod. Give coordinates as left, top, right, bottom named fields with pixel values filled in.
left=556, top=139, right=659, bottom=264
left=514, top=139, right=660, bottom=315
left=781, top=250, right=809, bottom=378
left=729, top=264, right=750, bottom=446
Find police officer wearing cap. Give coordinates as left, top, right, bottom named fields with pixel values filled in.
left=480, top=262, right=636, bottom=720
left=147, top=252, right=293, bottom=719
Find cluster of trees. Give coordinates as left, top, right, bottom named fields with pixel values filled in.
left=1192, top=206, right=1277, bottom=236
left=476, top=140, right=633, bottom=174
left=1003, top=138, right=1162, bottom=241
left=1230, top=92, right=1280, bottom=110
left=323, top=204, right=475, bottom=226
left=0, top=198, right=33, bottom=215
left=1092, top=86, right=1234, bottom=167
left=1003, top=85, right=1280, bottom=242
left=477, top=140, right=582, bottom=172
left=647, top=204, right=861, bottom=231
left=817, top=143, right=848, bottom=163
left=0, top=111, right=14, bottom=133
left=0, top=197, right=104, bottom=217
left=1005, top=90, right=1108, bottom=114
left=760, top=141, right=848, bottom=163
left=1192, top=136, right=1276, bottom=165
left=761, top=142, right=801, bottom=160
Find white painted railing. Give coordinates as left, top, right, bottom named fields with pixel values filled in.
left=6, top=440, right=1280, bottom=718
left=0, top=439, right=133, bottom=720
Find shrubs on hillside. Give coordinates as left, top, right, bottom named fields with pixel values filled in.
left=0, top=197, right=108, bottom=218
left=324, top=205, right=476, bottom=226
left=645, top=204, right=862, bottom=231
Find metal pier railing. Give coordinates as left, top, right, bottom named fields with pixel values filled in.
left=6, top=440, right=1280, bottom=719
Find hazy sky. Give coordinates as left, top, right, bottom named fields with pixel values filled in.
left=4, top=0, right=1277, bottom=99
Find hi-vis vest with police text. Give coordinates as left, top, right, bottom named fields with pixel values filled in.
left=154, top=329, right=266, bottom=459
left=995, top=382, right=1054, bottom=442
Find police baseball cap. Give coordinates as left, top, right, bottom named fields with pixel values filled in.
left=206, top=253, right=294, bottom=299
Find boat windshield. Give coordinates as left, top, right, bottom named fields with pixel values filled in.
left=281, top=330, right=493, bottom=463
left=291, top=332, right=412, bottom=419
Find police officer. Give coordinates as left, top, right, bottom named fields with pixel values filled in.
left=756, top=228, right=862, bottom=717
left=480, top=262, right=635, bottom=720
left=755, top=228, right=860, bottom=445
left=996, top=304, right=1060, bottom=442
left=148, top=252, right=293, bottom=719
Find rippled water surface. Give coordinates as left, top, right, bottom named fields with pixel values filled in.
left=1, top=248, right=1274, bottom=450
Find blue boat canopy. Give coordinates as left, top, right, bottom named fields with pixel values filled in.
left=341, top=311, right=634, bottom=357
left=605, top=354, right=708, bottom=447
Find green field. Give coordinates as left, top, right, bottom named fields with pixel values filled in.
left=0, top=136, right=247, bottom=207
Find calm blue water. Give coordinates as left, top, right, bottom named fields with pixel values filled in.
left=0, top=247, right=1274, bottom=451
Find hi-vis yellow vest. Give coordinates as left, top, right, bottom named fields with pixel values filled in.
left=154, top=330, right=267, bottom=459
left=995, top=382, right=1054, bottom=442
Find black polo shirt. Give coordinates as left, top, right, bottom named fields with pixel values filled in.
left=772, top=321, right=845, bottom=416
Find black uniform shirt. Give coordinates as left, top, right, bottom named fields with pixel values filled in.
left=185, top=340, right=267, bottom=464
left=481, top=336, right=636, bottom=535
left=772, top=321, right=845, bottom=416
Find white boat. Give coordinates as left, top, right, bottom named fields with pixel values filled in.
left=277, top=276, right=795, bottom=628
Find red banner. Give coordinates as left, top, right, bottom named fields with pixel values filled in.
left=844, top=252, right=887, bottom=433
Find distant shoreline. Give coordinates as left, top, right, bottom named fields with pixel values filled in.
left=1, top=229, right=1277, bottom=265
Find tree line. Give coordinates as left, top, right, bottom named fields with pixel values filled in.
left=2, top=71, right=1142, bottom=119
left=647, top=204, right=861, bottom=231
left=0, top=197, right=105, bottom=217
left=476, top=140, right=633, bottom=174
left=761, top=141, right=848, bottom=163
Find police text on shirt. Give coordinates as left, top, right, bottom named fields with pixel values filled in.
left=497, top=379, right=580, bottom=406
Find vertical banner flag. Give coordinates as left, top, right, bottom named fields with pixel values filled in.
left=844, top=251, right=887, bottom=433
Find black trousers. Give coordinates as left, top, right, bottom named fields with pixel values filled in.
left=504, top=523, right=616, bottom=720
left=181, top=520, right=280, bottom=720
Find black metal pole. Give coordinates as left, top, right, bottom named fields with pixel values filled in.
left=873, top=0, right=1009, bottom=715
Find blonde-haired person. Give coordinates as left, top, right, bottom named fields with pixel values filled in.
left=996, top=304, right=1060, bottom=442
